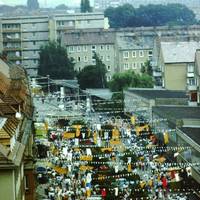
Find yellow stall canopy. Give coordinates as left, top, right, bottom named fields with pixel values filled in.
left=34, top=122, right=48, bottom=138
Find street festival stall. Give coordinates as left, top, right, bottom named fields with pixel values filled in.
left=37, top=114, right=200, bottom=200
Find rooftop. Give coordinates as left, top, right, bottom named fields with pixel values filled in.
left=62, top=30, right=116, bottom=46
left=126, top=88, right=188, bottom=100
left=180, top=127, right=200, bottom=146
left=161, top=41, right=200, bottom=63
left=86, top=88, right=113, bottom=100
left=153, top=106, right=200, bottom=121
left=117, top=36, right=154, bottom=50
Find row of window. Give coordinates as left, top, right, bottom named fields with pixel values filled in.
left=123, top=62, right=144, bottom=70
left=3, top=24, right=20, bottom=29
left=75, top=55, right=111, bottom=62
left=68, top=45, right=110, bottom=53
left=57, top=20, right=91, bottom=26
left=123, top=50, right=152, bottom=59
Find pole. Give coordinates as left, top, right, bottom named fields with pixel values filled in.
left=47, top=75, right=50, bottom=96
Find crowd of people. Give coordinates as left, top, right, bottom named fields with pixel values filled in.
left=35, top=115, right=199, bottom=200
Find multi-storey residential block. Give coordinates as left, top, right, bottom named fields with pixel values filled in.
left=116, top=34, right=153, bottom=73
left=61, top=29, right=116, bottom=81
left=0, top=12, right=107, bottom=77
left=0, top=59, right=35, bottom=200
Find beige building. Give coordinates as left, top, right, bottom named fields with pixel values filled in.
left=0, top=59, right=35, bottom=200
left=0, top=12, right=107, bottom=77
left=61, top=29, right=116, bottom=81
left=157, top=41, right=200, bottom=104
left=117, top=35, right=153, bottom=73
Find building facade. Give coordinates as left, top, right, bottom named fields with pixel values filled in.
left=0, top=59, right=35, bottom=200
left=62, top=29, right=117, bottom=81
left=0, top=12, right=107, bottom=77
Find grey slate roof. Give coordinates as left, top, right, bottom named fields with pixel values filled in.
left=117, top=36, right=154, bottom=50
left=62, top=30, right=116, bottom=46
left=127, top=88, right=188, bottom=100
left=180, top=127, right=200, bottom=146
left=161, top=41, right=200, bottom=63
left=86, top=88, right=113, bottom=100
left=153, top=106, right=200, bottom=120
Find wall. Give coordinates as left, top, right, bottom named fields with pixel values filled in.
left=164, top=63, right=187, bottom=90
left=0, top=169, right=15, bottom=200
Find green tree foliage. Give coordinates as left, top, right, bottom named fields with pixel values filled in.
left=38, top=42, right=75, bottom=79
left=80, top=0, right=92, bottom=13
left=27, top=0, right=39, bottom=10
left=141, top=60, right=153, bottom=76
left=109, top=70, right=154, bottom=92
left=77, top=54, right=107, bottom=89
left=105, top=3, right=196, bottom=28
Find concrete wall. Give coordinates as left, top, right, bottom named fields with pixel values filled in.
left=0, top=170, right=15, bottom=200
left=164, top=63, right=187, bottom=90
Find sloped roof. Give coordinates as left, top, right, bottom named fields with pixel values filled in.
left=180, top=127, right=200, bottom=146
left=117, top=36, right=153, bottom=50
left=126, top=88, right=187, bottom=100
left=62, top=30, right=116, bottom=46
left=161, top=41, right=200, bottom=63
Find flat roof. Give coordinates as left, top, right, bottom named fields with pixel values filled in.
left=180, top=127, right=200, bottom=146
left=126, top=88, right=188, bottom=100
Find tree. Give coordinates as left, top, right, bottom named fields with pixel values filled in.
left=104, top=3, right=196, bottom=28
left=38, top=42, right=75, bottom=79
left=27, top=0, right=39, bottom=10
left=109, top=70, right=154, bottom=92
left=55, top=4, right=68, bottom=10
left=80, top=0, right=92, bottom=13
left=77, top=53, right=107, bottom=89
left=141, top=60, right=153, bottom=76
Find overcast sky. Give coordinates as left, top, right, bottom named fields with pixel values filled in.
left=0, top=0, right=94, bottom=7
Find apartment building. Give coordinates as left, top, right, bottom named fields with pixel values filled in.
left=61, top=29, right=116, bottom=81
left=0, top=59, right=35, bottom=200
left=117, top=34, right=153, bottom=73
left=0, top=12, right=107, bottom=77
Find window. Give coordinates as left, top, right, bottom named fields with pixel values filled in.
left=77, top=46, right=81, bottom=52
left=87, top=20, right=90, bottom=24
left=84, top=56, right=88, bottom=62
left=34, top=60, right=37, bottom=64
left=124, top=63, right=129, bottom=70
left=187, top=78, right=195, bottom=86
left=83, top=46, right=87, bottom=52
left=139, top=50, right=144, bottom=57
left=123, top=51, right=129, bottom=58
left=107, top=65, right=111, bottom=71
left=33, top=41, right=36, bottom=45
left=16, top=51, right=20, bottom=57
left=33, top=32, right=36, bottom=37
left=132, top=51, right=136, bottom=58
left=100, top=45, right=104, bottom=50
left=106, top=45, right=110, bottom=50
left=69, top=46, right=74, bottom=52
left=140, top=62, right=144, bottom=68
left=24, top=175, right=29, bottom=191
left=187, top=64, right=194, bottom=73
left=100, top=56, right=104, bottom=61
left=107, top=75, right=111, bottom=81
left=34, top=50, right=36, bottom=55
left=148, top=50, right=153, bottom=57
left=132, top=63, right=137, bottom=69
left=106, top=55, right=110, bottom=61
left=32, top=23, right=36, bottom=27
left=77, top=56, right=81, bottom=62
left=91, top=45, right=96, bottom=51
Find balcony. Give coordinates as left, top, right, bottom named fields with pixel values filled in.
left=187, top=85, right=197, bottom=91
left=2, top=28, right=21, bottom=33
left=153, top=70, right=162, bottom=77
left=3, top=37, right=21, bottom=42
left=8, top=56, right=22, bottom=61
left=187, top=72, right=194, bottom=78
left=4, top=47, right=22, bottom=51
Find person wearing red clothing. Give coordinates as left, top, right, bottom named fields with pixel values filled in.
left=101, top=188, right=107, bottom=199
left=162, top=176, right=168, bottom=189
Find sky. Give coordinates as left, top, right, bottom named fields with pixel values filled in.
left=0, top=0, right=94, bottom=7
